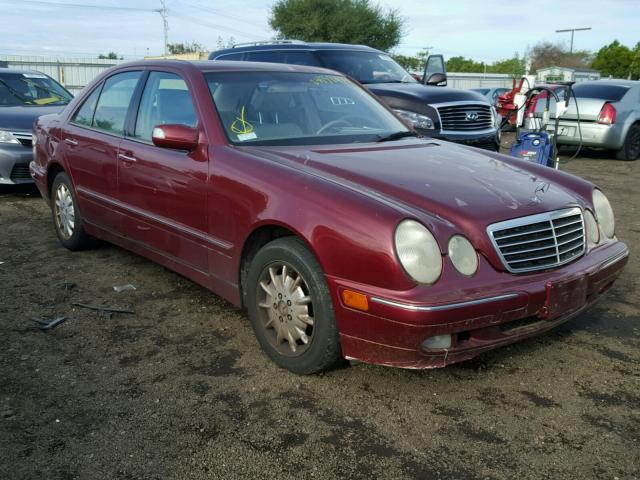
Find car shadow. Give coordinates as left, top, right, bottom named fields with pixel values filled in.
left=0, top=184, right=41, bottom=198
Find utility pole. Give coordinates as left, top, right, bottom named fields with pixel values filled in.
left=155, top=0, right=169, bottom=56
left=555, top=27, right=591, bottom=54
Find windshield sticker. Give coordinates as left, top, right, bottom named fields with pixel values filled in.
left=378, top=54, right=394, bottom=62
left=237, top=132, right=257, bottom=141
left=230, top=106, right=254, bottom=135
left=310, top=75, right=349, bottom=85
left=22, top=73, right=48, bottom=79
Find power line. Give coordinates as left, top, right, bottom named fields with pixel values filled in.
left=0, top=0, right=155, bottom=12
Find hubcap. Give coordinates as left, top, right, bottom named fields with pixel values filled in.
left=54, top=184, right=75, bottom=240
left=257, top=262, right=314, bottom=356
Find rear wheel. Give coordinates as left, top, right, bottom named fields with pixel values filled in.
left=616, top=124, right=640, bottom=161
left=51, top=172, right=91, bottom=250
left=245, top=237, right=342, bottom=374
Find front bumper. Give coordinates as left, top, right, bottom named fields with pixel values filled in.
left=420, top=127, right=501, bottom=151
left=0, top=143, right=34, bottom=185
left=328, top=241, right=628, bottom=369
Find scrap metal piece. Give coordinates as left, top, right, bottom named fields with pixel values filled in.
left=72, top=303, right=134, bottom=317
left=30, top=316, right=67, bottom=331
left=113, top=284, right=136, bottom=293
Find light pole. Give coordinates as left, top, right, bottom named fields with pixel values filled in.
left=555, top=27, right=591, bottom=54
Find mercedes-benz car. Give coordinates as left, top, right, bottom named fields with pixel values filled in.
left=31, top=60, right=628, bottom=374
left=0, top=68, right=73, bottom=184
left=209, top=42, right=501, bottom=151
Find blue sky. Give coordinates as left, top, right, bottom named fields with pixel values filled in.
left=0, top=0, right=638, bottom=61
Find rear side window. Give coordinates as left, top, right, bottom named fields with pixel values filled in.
left=216, top=52, right=244, bottom=61
left=573, top=84, right=630, bottom=101
left=92, top=71, right=142, bottom=134
left=134, top=71, right=197, bottom=141
left=244, top=50, right=321, bottom=66
left=72, top=86, right=101, bottom=126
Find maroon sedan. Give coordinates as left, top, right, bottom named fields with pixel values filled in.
left=31, top=60, right=628, bottom=374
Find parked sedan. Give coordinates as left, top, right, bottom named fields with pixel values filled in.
left=532, top=80, right=640, bottom=160
left=470, top=87, right=509, bottom=105
left=0, top=68, right=73, bottom=184
left=32, top=60, right=628, bottom=373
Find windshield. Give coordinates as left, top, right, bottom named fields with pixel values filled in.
left=0, top=72, right=73, bottom=107
left=317, top=50, right=417, bottom=85
left=205, top=71, right=411, bottom=146
left=572, top=84, right=630, bottom=101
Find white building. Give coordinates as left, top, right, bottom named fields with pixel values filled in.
left=536, top=66, right=600, bottom=83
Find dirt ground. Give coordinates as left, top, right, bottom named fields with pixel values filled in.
left=1, top=141, right=638, bottom=480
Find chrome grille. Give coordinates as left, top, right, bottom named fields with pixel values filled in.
left=487, top=208, right=585, bottom=273
left=436, top=103, right=493, bottom=131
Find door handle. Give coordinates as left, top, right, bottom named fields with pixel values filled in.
left=118, top=153, right=137, bottom=163
left=64, top=138, right=78, bottom=146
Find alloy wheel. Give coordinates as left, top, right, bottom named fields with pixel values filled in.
left=54, top=184, right=75, bottom=240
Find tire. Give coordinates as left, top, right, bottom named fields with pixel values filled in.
left=245, top=237, right=342, bottom=374
left=50, top=172, right=91, bottom=250
left=615, top=124, right=640, bottom=161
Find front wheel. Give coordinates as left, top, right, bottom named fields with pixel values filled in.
left=245, top=237, right=342, bottom=374
left=51, top=172, right=91, bottom=250
left=616, top=124, right=640, bottom=161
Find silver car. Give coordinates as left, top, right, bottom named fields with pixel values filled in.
left=535, top=80, right=640, bottom=161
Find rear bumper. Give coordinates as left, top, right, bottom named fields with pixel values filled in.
left=0, top=144, right=34, bottom=185
left=329, top=241, right=628, bottom=369
left=552, top=121, right=625, bottom=150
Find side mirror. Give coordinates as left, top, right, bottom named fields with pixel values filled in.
left=426, top=73, right=447, bottom=86
left=151, top=124, right=198, bottom=151
left=423, top=54, right=447, bottom=87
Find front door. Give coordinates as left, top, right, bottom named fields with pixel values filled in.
left=117, top=70, right=209, bottom=273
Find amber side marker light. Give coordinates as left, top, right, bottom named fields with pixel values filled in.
left=342, top=290, right=369, bottom=311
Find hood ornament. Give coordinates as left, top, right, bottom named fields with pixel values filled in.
left=465, top=111, right=479, bottom=121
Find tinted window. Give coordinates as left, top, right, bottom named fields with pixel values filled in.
left=573, top=84, right=630, bottom=101
left=71, top=85, right=101, bottom=126
left=317, top=50, right=416, bottom=84
left=0, top=72, right=72, bottom=107
left=206, top=71, right=409, bottom=146
left=244, top=50, right=321, bottom=66
left=216, top=52, right=244, bottom=61
left=134, top=71, right=197, bottom=141
left=92, top=71, right=142, bottom=134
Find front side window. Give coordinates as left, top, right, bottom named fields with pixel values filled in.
left=134, top=71, right=197, bottom=141
left=0, top=72, right=73, bottom=107
left=205, top=71, right=409, bottom=146
left=317, top=50, right=417, bottom=85
left=92, top=71, right=142, bottom=134
left=71, top=86, right=102, bottom=126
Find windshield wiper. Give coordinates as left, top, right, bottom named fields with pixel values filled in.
left=0, top=78, right=36, bottom=104
left=376, top=131, right=419, bottom=143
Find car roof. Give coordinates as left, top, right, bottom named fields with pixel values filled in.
left=575, top=80, right=639, bottom=87
left=112, top=59, right=341, bottom=76
left=209, top=42, right=380, bottom=58
left=0, top=67, right=48, bottom=75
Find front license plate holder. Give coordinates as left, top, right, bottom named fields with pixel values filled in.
left=542, top=276, right=588, bottom=319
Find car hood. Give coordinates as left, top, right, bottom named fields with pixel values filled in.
left=366, top=83, right=489, bottom=104
left=0, top=105, right=66, bottom=131
left=248, top=139, right=583, bottom=238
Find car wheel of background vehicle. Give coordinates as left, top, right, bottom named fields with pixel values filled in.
left=616, top=124, right=640, bottom=161
left=51, top=172, right=91, bottom=250
left=245, top=237, right=342, bottom=374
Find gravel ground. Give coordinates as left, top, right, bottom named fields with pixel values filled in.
left=1, top=141, right=638, bottom=480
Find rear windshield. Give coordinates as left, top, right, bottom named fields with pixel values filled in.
left=472, top=88, right=489, bottom=95
left=572, top=84, right=630, bottom=101
left=0, top=72, right=73, bottom=107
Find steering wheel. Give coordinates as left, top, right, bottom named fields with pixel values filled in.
left=316, top=116, right=375, bottom=135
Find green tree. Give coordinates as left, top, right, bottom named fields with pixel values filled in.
left=592, top=40, right=634, bottom=78
left=167, top=41, right=205, bottom=55
left=270, top=0, right=403, bottom=51
left=98, top=52, right=119, bottom=60
left=445, top=56, right=485, bottom=73
left=489, top=53, right=526, bottom=77
left=629, top=42, right=640, bottom=80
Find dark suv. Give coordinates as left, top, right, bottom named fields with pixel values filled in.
left=0, top=68, right=73, bottom=185
left=209, top=41, right=500, bottom=151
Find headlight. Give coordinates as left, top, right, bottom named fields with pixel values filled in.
left=491, top=106, right=499, bottom=127
left=394, top=219, right=442, bottom=284
left=584, top=210, right=599, bottom=251
left=448, top=235, right=478, bottom=276
left=592, top=190, right=615, bottom=239
left=0, top=130, right=20, bottom=144
left=393, top=109, right=434, bottom=130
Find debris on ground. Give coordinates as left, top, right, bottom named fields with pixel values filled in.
left=113, top=284, right=136, bottom=293
left=72, top=302, right=134, bottom=320
left=63, top=282, right=76, bottom=290
left=30, top=316, right=68, bottom=331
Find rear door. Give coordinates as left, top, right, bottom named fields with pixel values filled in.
left=62, top=70, right=143, bottom=230
left=117, top=70, right=210, bottom=273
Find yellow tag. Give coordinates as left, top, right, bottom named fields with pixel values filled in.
left=231, top=106, right=254, bottom=135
